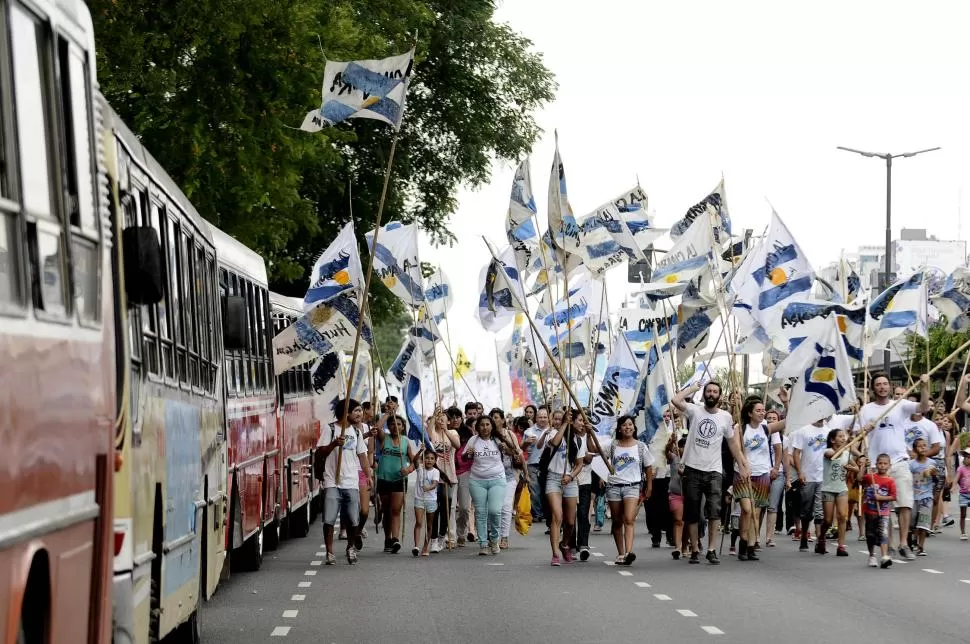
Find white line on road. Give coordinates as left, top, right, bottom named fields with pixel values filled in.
left=677, top=610, right=697, bottom=617
left=486, top=563, right=504, bottom=566
left=304, top=570, right=317, bottom=576
left=310, top=560, right=322, bottom=566
left=922, top=568, right=944, bottom=574
left=634, top=581, right=651, bottom=588
left=892, top=559, right=908, bottom=565
left=270, top=626, right=291, bottom=637
left=960, top=580, right=970, bottom=584
left=618, top=570, right=633, bottom=576
left=291, top=595, right=305, bottom=601
left=298, top=582, right=311, bottom=588
left=654, top=594, right=672, bottom=601
left=604, top=561, right=616, bottom=566
left=282, top=610, right=299, bottom=618
left=592, top=552, right=604, bottom=557
left=315, top=552, right=326, bottom=557
left=701, top=626, right=724, bottom=635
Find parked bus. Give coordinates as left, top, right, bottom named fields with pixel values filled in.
left=270, top=294, right=322, bottom=539
left=0, top=0, right=114, bottom=642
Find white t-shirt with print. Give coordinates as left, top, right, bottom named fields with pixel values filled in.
left=415, top=466, right=440, bottom=502
left=682, top=404, right=735, bottom=474
left=903, top=416, right=944, bottom=453
left=856, top=400, right=918, bottom=464
left=544, top=429, right=588, bottom=475
left=464, top=436, right=506, bottom=481
left=524, top=427, right=547, bottom=465
left=607, top=441, right=655, bottom=485
left=318, top=424, right=368, bottom=489
left=791, top=424, right=828, bottom=483
left=739, top=423, right=772, bottom=476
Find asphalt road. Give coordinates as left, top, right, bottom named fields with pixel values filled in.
left=200, top=503, right=970, bottom=643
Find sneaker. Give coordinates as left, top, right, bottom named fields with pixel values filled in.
left=942, top=516, right=955, bottom=527
left=550, top=554, right=561, bottom=566
left=815, top=541, right=827, bottom=555
left=411, top=546, right=420, bottom=557
left=390, top=539, right=401, bottom=554
left=792, top=529, right=801, bottom=541
left=499, top=537, right=509, bottom=550
left=457, top=537, right=466, bottom=547
left=753, top=541, right=761, bottom=550
left=672, top=550, right=681, bottom=561
left=746, top=547, right=759, bottom=561
left=467, top=532, right=475, bottom=542
left=787, top=526, right=796, bottom=535
left=899, top=546, right=915, bottom=561
left=961, top=533, right=968, bottom=541
left=807, top=534, right=815, bottom=542
left=857, top=534, right=867, bottom=541
left=799, top=541, right=809, bottom=552
left=346, top=547, right=358, bottom=565
left=837, top=546, right=849, bottom=557
left=478, top=547, right=489, bottom=556
left=429, top=538, right=442, bottom=554
left=615, top=554, right=627, bottom=565
left=579, top=547, right=590, bottom=561
left=766, top=540, right=776, bottom=548
left=689, top=551, right=700, bottom=564
left=932, top=526, right=942, bottom=535
left=737, top=548, right=747, bottom=561
left=326, top=553, right=336, bottom=565
left=867, top=555, right=878, bottom=567
left=624, top=551, right=636, bottom=565
left=880, top=556, right=893, bottom=569
left=706, top=549, right=720, bottom=565
left=490, top=540, right=500, bottom=556
left=916, top=548, right=927, bottom=557
left=729, top=546, right=736, bottom=556
left=383, top=541, right=393, bottom=553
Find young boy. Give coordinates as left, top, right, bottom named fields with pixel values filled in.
left=957, top=449, right=970, bottom=540
left=908, top=438, right=937, bottom=556
left=862, top=454, right=897, bottom=569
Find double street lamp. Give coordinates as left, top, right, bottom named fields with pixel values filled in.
left=836, top=145, right=941, bottom=376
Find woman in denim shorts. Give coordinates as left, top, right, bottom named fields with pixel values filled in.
left=597, top=415, right=655, bottom=566
left=540, top=409, right=587, bottom=566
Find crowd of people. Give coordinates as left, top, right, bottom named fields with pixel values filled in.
left=314, top=373, right=970, bottom=569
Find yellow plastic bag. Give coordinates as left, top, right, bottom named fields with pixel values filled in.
left=515, top=488, right=532, bottom=535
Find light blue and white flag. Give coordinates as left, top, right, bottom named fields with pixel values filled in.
left=617, top=308, right=676, bottom=359
left=366, top=221, right=424, bottom=307
left=731, top=210, right=814, bottom=327
left=477, top=240, right=526, bottom=332
left=536, top=273, right=594, bottom=341
left=548, top=318, right=592, bottom=362
left=506, top=158, right=540, bottom=273
left=597, top=187, right=668, bottom=264
left=670, top=179, right=731, bottom=244
left=272, top=291, right=372, bottom=374
left=388, top=337, right=423, bottom=387
left=588, top=334, right=642, bottom=437
left=649, top=215, right=716, bottom=286
left=681, top=361, right=710, bottom=391
left=868, top=271, right=927, bottom=350
left=837, top=257, right=862, bottom=304
left=930, top=267, right=970, bottom=332
left=767, top=298, right=866, bottom=363
left=547, top=133, right=580, bottom=254
left=636, top=340, right=674, bottom=445
left=423, top=266, right=453, bottom=323
left=303, top=221, right=364, bottom=310
left=674, top=290, right=718, bottom=366
left=777, top=318, right=856, bottom=428
left=403, top=374, right=434, bottom=449
left=301, top=49, right=414, bottom=131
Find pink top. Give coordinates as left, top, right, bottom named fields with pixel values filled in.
left=957, top=464, right=970, bottom=495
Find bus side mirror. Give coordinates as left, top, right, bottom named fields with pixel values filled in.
left=122, top=226, right=163, bottom=305
left=222, top=295, right=248, bottom=349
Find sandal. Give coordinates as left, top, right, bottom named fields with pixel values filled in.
left=614, top=554, right=627, bottom=565
left=765, top=539, right=775, bottom=548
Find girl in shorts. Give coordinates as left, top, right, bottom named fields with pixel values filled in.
left=540, top=409, right=587, bottom=565
left=597, top=415, right=654, bottom=565
left=821, top=428, right=858, bottom=557
left=412, top=450, right=440, bottom=557
left=667, top=435, right=687, bottom=559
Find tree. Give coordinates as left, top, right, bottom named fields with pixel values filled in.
left=902, top=322, right=970, bottom=393
left=91, top=0, right=556, bottom=355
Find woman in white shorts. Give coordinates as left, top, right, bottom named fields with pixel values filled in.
left=597, top=415, right=654, bottom=565
left=539, top=409, right=586, bottom=566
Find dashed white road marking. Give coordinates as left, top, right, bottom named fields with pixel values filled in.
left=486, top=562, right=504, bottom=566
left=701, top=626, right=724, bottom=635
left=892, top=559, right=908, bottom=565
left=618, top=570, right=633, bottom=576
left=282, top=610, right=299, bottom=619
left=654, top=594, right=672, bottom=601
left=298, top=581, right=312, bottom=588
left=604, top=561, right=616, bottom=566
left=634, top=581, right=651, bottom=588
left=291, top=595, right=305, bottom=601
left=922, top=568, right=943, bottom=574
left=677, top=609, right=697, bottom=617
left=592, top=552, right=604, bottom=557
left=304, top=570, right=317, bottom=576
left=270, top=626, right=291, bottom=637
left=315, top=552, right=326, bottom=557
left=960, top=580, right=970, bottom=585
left=310, top=560, right=322, bottom=566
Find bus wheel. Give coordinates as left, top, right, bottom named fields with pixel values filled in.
left=169, top=610, right=200, bottom=644
left=291, top=500, right=310, bottom=538
left=237, top=523, right=263, bottom=571
left=264, top=513, right=281, bottom=551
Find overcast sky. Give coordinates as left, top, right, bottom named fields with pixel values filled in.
left=419, top=0, right=970, bottom=376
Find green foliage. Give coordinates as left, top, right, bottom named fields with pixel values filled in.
left=91, top=0, right=556, bottom=351
left=903, top=322, right=970, bottom=384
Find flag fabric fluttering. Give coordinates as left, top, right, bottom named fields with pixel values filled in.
left=836, top=256, right=862, bottom=304
left=867, top=271, right=927, bottom=351
left=454, top=347, right=472, bottom=380
left=403, top=374, right=434, bottom=449
left=480, top=238, right=528, bottom=326
left=767, top=298, right=867, bottom=363
left=931, top=267, right=970, bottom=332
left=547, top=134, right=580, bottom=254
left=649, top=215, right=716, bottom=287
left=597, top=186, right=667, bottom=264
left=634, top=340, right=675, bottom=446
left=424, top=266, right=453, bottom=323
left=506, top=158, right=540, bottom=274
left=365, top=221, right=425, bottom=307
left=272, top=292, right=372, bottom=374
left=674, top=288, right=718, bottom=366
left=777, top=319, right=856, bottom=428
left=388, top=337, right=423, bottom=387
left=301, top=49, right=414, bottom=132
left=303, top=221, right=364, bottom=310
left=617, top=308, right=676, bottom=359
left=588, top=334, right=642, bottom=437
left=669, top=179, right=731, bottom=244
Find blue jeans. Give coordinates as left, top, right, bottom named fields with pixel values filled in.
left=468, top=477, right=506, bottom=547
left=594, top=493, right=606, bottom=528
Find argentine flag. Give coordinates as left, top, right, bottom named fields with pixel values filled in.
left=868, top=271, right=927, bottom=351
left=931, top=267, right=970, bottom=332
left=778, top=318, right=856, bottom=428
left=303, top=221, right=364, bottom=310
left=649, top=215, right=715, bottom=286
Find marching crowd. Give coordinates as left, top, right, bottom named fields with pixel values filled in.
left=314, top=373, right=970, bottom=569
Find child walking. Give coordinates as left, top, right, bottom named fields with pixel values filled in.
left=909, top=438, right=938, bottom=556
left=846, top=454, right=867, bottom=541
left=667, top=436, right=687, bottom=560
left=957, top=449, right=970, bottom=540
left=412, top=450, right=441, bottom=557
left=862, top=454, right=897, bottom=569
left=821, top=428, right=858, bottom=557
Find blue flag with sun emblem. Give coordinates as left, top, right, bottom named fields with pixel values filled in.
left=780, top=318, right=856, bottom=428
left=366, top=221, right=425, bottom=308
left=303, top=221, right=364, bottom=310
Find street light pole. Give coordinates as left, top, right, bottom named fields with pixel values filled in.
left=836, top=145, right=941, bottom=379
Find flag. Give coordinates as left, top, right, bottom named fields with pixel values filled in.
left=730, top=210, right=814, bottom=326
left=836, top=256, right=862, bottom=304
left=409, top=309, right=441, bottom=358
left=636, top=341, right=674, bottom=445
left=311, top=353, right=345, bottom=426
left=506, top=158, right=540, bottom=273
left=272, top=292, right=372, bottom=374
left=931, top=267, right=970, bottom=332
left=423, top=266, right=453, bottom=323
left=454, top=347, right=472, bottom=380
left=365, top=221, right=424, bottom=307
left=670, top=179, right=731, bottom=243
left=768, top=298, right=866, bottom=363
left=681, top=361, right=711, bottom=391
left=868, top=271, right=927, bottom=350
left=404, top=374, right=434, bottom=449
left=547, top=133, right=580, bottom=253
left=303, top=221, right=363, bottom=310
left=617, top=308, right=676, bottom=359
left=388, top=338, right=423, bottom=387
left=479, top=238, right=527, bottom=331
left=588, top=335, right=642, bottom=436
left=598, top=186, right=667, bottom=263
left=674, top=290, right=718, bottom=366
left=536, top=273, right=594, bottom=342
left=650, top=215, right=716, bottom=286
left=343, top=351, right=372, bottom=403
left=301, top=49, right=414, bottom=131
left=781, top=319, right=856, bottom=428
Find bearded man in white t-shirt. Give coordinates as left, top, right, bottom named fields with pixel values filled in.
left=673, top=381, right=749, bottom=566
left=855, top=372, right=930, bottom=561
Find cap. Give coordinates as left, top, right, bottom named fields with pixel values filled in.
left=960, top=449, right=970, bottom=458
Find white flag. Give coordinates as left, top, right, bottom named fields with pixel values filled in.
left=588, top=334, right=642, bottom=437
left=366, top=221, right=425, bottom=307
left=782, top=319, right=856, bottom=428
left=303, top=221, right=364, bottom=310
